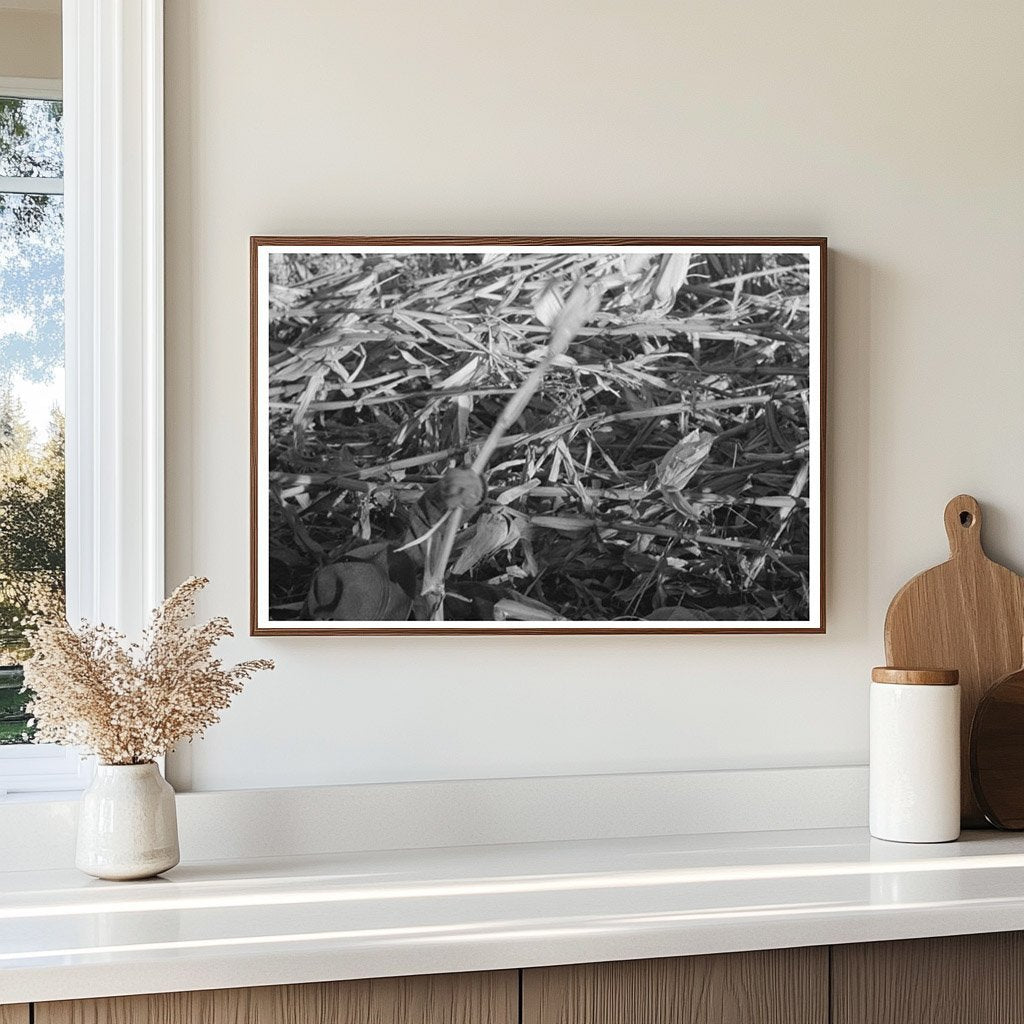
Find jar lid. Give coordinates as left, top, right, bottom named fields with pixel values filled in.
left=871, top=666, right=959, bottom=686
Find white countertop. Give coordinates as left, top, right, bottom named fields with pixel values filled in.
left=4, top=826, right=1024, bottom=1004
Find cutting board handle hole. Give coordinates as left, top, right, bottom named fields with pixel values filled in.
left=944, top=495, right=982, bottom=553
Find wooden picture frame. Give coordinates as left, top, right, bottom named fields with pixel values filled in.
left=251, top=237, right=827, bottom=635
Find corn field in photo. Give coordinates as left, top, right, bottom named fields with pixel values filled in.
left=262, top=247, right=817, bottom=626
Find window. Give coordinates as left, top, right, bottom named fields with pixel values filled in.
left=0, top=86, right=64, bottom=741
left=0, top=78, right=83, bottom=795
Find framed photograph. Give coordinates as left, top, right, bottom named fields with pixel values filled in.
left=251, top=237, right=826, bottom=635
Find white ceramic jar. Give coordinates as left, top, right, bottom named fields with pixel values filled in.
left=76, top=762, right=180, bottom=880
left=870, top=667, right=961, bottom=843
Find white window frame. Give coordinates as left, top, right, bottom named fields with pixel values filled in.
left=0, top=0, right=164, bottom=797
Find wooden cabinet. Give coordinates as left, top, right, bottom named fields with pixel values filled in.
left=14, top=933, right=1024, bottom=1024
left=832, top=932, right=1024, bottom=1024
left=34, top=972, right=517, bottom=1024
left=522, top=948, right=828, bottom=1024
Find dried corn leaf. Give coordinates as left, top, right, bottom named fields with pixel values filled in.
left=493, top=594, right=564, bottom=621
left=452, top=510, right=520, bottom=575
left=652, top=252, right=691, bottom=307
left=549, top=279, right=602, bottom=347
left=532, top=282, right=564, bottom=327
left=656, top=429, right=714, bottom=513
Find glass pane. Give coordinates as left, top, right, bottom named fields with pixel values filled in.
left=0, top=97, right=63, bottom=179
left=0, top=187, right=65, bottom=744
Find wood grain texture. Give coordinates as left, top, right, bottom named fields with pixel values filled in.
left=522, top=948, right=828, bottom=1024
left=885, top=494, right=1024, bottom=825
left=871, top=667, right=959, bottom=686
left=36, top=971, right=517, bottom=1024
left=832, top=932, right=1024, bottom=1024
left=0, top=1007, right=29, bottom=1024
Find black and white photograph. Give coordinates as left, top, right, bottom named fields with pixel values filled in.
left=251, top=239, right=825, bottom=634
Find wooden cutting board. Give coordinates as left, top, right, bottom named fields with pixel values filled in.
left=884, top=494, right=1024, bottom=826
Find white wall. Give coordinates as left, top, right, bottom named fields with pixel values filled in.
left=164, top=0, right=1024, bottom=791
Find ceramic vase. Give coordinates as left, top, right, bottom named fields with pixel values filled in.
left=76, top=762, right=180, bottom=880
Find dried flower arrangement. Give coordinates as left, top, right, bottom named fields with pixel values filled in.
left=23, top=577, right=273, bottom=765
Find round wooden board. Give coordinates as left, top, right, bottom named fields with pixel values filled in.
left=971, top=664, right=1024, bottom=829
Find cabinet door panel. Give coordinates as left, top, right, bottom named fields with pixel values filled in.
left=36, top=971, right=517, bottom=1024
left=832, top=932, right=1024, bottom=1024
left=523, top=948, right=827, bottom=1024
left=0, top=1007, right=29, bottom=1024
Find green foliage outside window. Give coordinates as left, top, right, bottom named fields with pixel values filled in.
left=0, top=95, right=66, bottom=743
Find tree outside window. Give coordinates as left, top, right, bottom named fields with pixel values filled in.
left=0, top=94, right=65, bottom=743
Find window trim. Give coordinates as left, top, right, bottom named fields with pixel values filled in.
left=0, top=0, right=165, bottom=796
left=0, top=76, right=61, bottom=101
left=0, top=176, right=63, bottom=195
left=0, top=744, right=92, bottom=796
left=63, top=0, right=165, bottom=635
